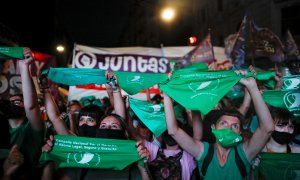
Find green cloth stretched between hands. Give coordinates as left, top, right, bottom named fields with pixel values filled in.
left=39, top=135, right=143, bottom=170
left=0, top=47, right=24, bottom=59
left=160, top=70, right=275, bottom=115
left=42, top=68, right=109, bottom=86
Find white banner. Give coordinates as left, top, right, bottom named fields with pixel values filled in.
left=68, top=44, right=229, bottom=101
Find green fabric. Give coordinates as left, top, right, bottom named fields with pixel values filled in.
left=115, top=71, right=168, bottom=95
left=39, top=135, right=143, bottom=170
left=226, top=88, right=245, bottom=100
left=80, top=95, right=103, bottom=108
left=173, top=103, right=185, bottom=119
left=10, top=122, right=44, bottom=168
left=0, top=47, right=24, bottom=59
left=42, top=68, right=109, bottom=86
left=172, top=63, right=208, bottom=76
left=262, top=90, right=300, bottom=116
left=197, top=142, right=251, bottom=180
left=0, top=149, right=9, bottom=160
left=160, top=70, right=275, bottom=115
left=282, top=75, right=300, bottom=90
left=212, top=129, right=242, bottom=148
left=129, top=98, right=166, bottom=137
left=257, top=152, right=300, bottom=180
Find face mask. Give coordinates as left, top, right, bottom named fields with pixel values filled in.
left=212, top=129, right=242, bottom=148
left=162, top=132, right=177, bottom=146
left=272, top=131, right=294, bottom=145
left=96, top=129, right=127, bottom=140
left=78, top=124, right=97, bottom=138
left=9, top=105, right=25, bottom=119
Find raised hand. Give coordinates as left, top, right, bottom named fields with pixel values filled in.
left=136, top=140, right=150, bottom=162
left=42, top=135, right=54, bottom=152
left=19, top=47, right=34, bottom=66
left=3, top=145, right=24, bottom=178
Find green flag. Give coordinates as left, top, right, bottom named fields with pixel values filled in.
left=42, top=68, right=109, bottom=86
left=39, top=135, right=142, bottom=170
left=129, top=98, right=166, bottom=137
left=115, top=71, right=168, bottom=95
left=160, top=70, right=274, bottom=115
left=257, top=153, right=300, bottom=180
left=263, top=90, right=300, bottom=116
left=0, top=47, right=24, bottom=59
left=282, top=75, right=300, bottom=90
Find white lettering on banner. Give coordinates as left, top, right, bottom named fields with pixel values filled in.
left=75, top=52, right=97, bottom=68
left=99, top=58, right=110, bottom=69
left=123, top=56, right=136, bottom=71
left=74, top=50, right=170, bottom=73
left=159, top=58, right=168, bottom=72
left=110, top=57, right=123, bottom=71
left=148, top=58, right=158, bottom=73
left=0, top=77, right=8, bottom=94
left=9, top=76, right=22, bottom=94
left=137, top=57, right=148, bottom=72
left=0, top=75, right=22, bottom=95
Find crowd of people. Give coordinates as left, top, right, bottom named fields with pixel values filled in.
left=0, top=47, right=300, bottom=180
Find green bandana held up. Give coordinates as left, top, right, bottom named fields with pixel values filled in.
left=39, top=135, right=143, bottom=170
left=263, top=90, right=300, bottom=117
left=0, top=47, right=24, bottom=59
left=160, top=70, right=274, bottom=115
left=129, top=98, right=166, bottom=137
left=115, top=71, right=168, bottom=95
left=42, top=68, right=109, bottom=86
left=212, top=129, right=242, bottom=148
left=282, top=75, right=300, bottom=90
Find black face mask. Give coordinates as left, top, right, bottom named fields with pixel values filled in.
left=9, top=105, right=25, bottom=119
left=272, top=131, right=294, bottom=145
left=162, top=132, right=177, bottom=146
left=96, top=129, right=127, bottom=140
left=78, top=124, right=97, bottom=138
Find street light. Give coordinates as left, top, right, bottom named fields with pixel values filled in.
left=56, top=45, right=65, bottom=53
left=161, top=7, right=175, bottom=22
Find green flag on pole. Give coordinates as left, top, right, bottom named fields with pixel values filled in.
left=0, top=47, right=24, bottom=59
left=282, top=75, right=300, bottom=90
left=160, top=70, right=274, bottom=115
left=129, top=98, right=166, bottom=137
left=42, top=68, right=109, bottom=86
left=39, top=135, right=142, bottom=170
left=115, top=71, right=168, bottom=95
left=263, top=90, right=300, bottom=116
left=256, top=153, right=300, bottom=180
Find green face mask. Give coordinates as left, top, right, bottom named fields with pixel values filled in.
left=212, top=129, right=242, bottom=148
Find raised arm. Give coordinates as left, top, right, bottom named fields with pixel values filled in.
left=192, top=110, right=203, bottom=141
left=105, top=71, right=126, bottom=119
left=18, top=47, right=43, bottom=130
left=237, top=88, right=251, bottom=117
left=40, top=75, right=70, bottom=135
left=240, top=73, right=274, bottom=160
left=163, top=92, right=204, bottom=159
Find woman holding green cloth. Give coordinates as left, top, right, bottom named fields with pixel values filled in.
left=163, top=69, right=274, bottom=180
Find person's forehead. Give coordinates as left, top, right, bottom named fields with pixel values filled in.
left=219, top=115, right=240, bottom=123
left=9, top=95, right=23, bottom=101
left=101, top=116, right=121, bottom=125
left=80, top=115, right=94, bottom=119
